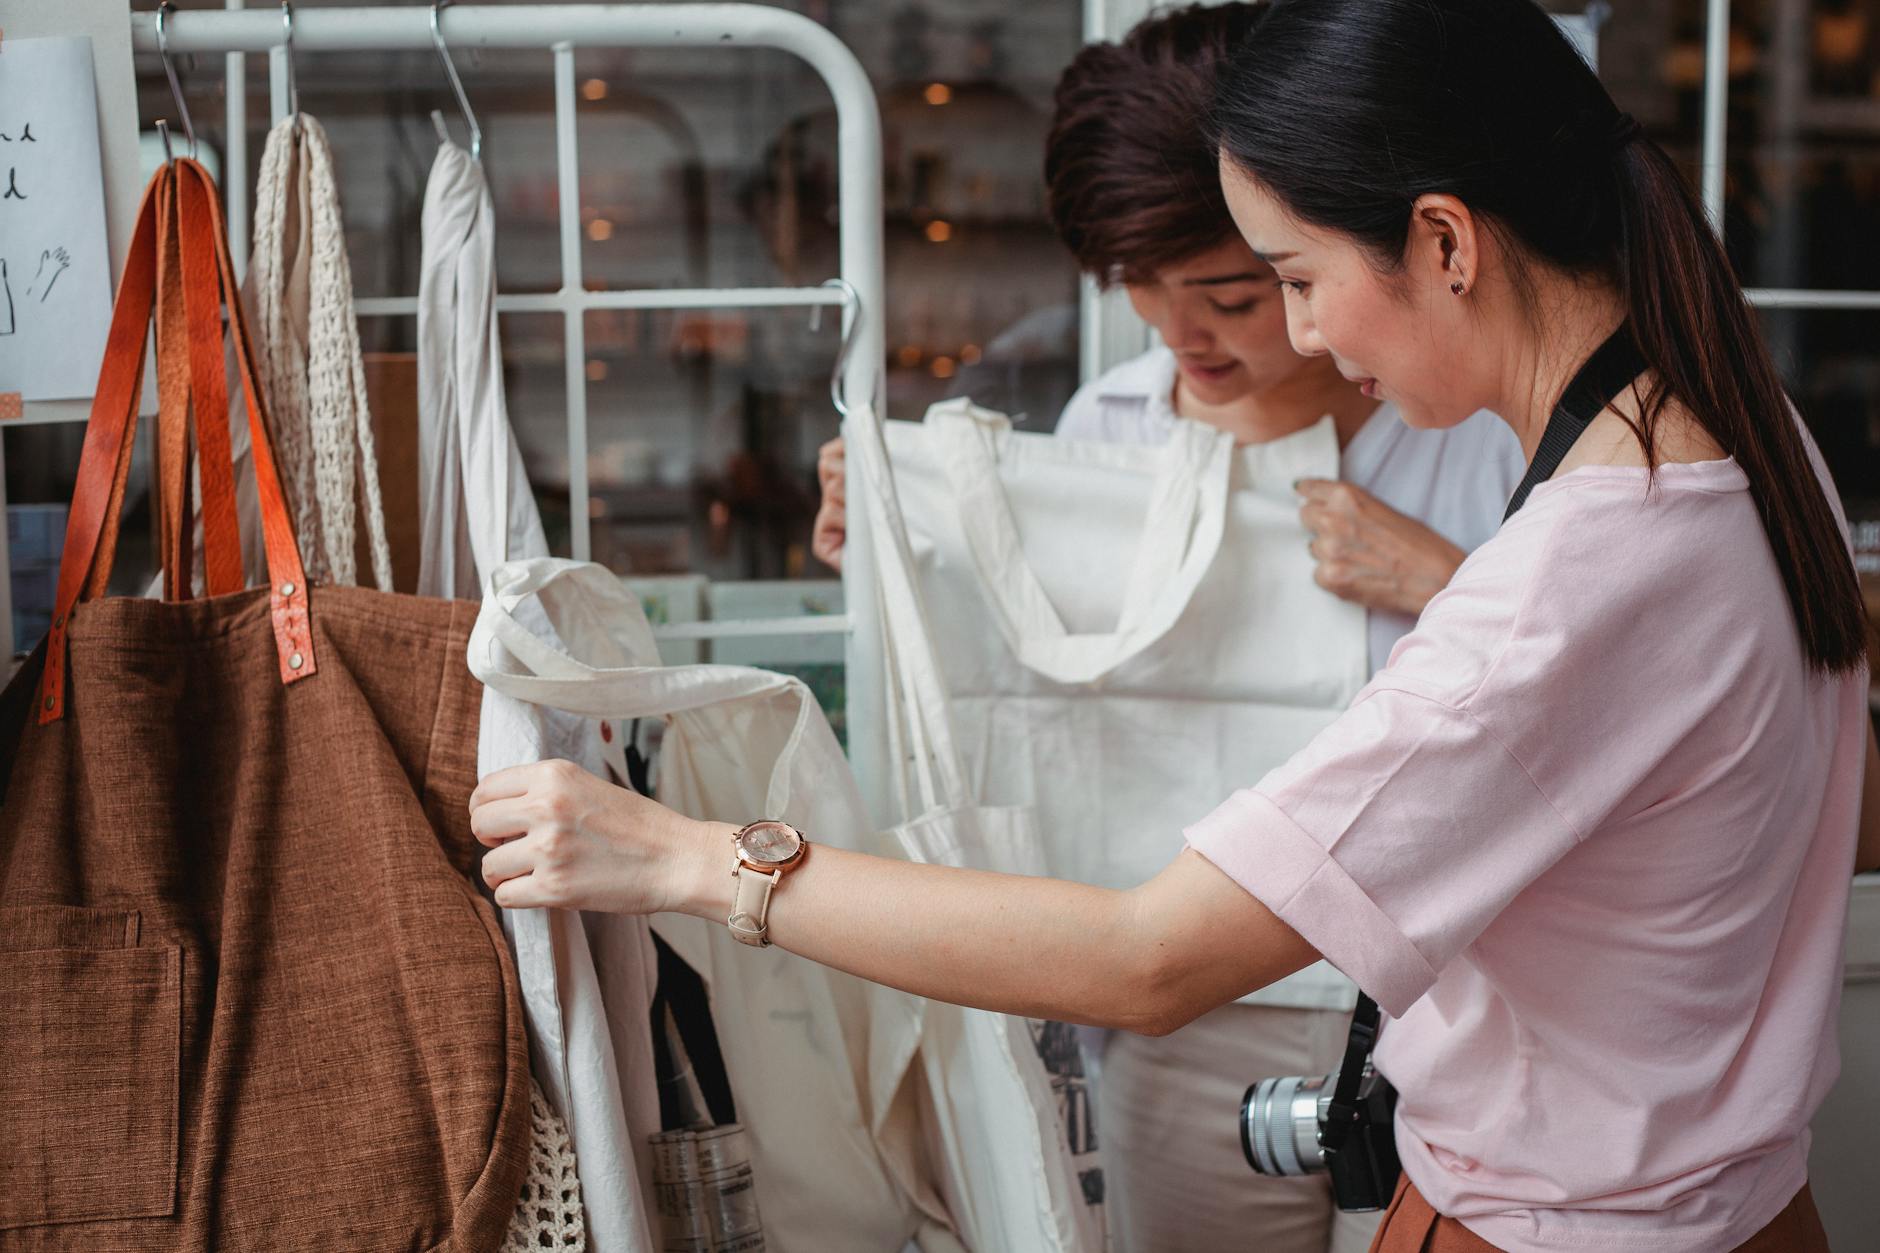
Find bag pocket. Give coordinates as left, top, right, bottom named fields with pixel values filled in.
left=0, top=906, right=182, bottom=1230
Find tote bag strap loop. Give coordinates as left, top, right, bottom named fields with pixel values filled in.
left=929, top=400, right=1234, bottom=686
left=39, top=160, right=315, bottom=724
left=845, top=405, right=973, bottom=813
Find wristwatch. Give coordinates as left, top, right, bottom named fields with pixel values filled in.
left=728, top=819, right=809, bottom=947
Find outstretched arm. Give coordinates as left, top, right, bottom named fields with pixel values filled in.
left=471, top=760, right=1320, bottom=1036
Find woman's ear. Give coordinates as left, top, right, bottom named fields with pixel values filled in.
left=1409, top=194, right=1482, bottom=297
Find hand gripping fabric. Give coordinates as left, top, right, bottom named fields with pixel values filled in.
left=0, top=159, right=531, bottom=1251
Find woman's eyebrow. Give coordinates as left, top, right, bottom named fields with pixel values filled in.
left=1181, top=271, right=1267, bottom=287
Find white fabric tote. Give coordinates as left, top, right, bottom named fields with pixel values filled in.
left=877, top=398, right=1371, bottom=1012
left=468, top=558, right=947, bottom=1253
left=419, top=139, right=659, bottom=1253
left=849, top=405, right=1105, bottom=1253
left=417, top=141, right=550, bottom=597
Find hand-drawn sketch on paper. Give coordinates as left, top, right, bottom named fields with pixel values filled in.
left=0, top=37, right=114, bottom=400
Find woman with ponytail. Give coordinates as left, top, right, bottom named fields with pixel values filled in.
left=467, top=3, right=1878, bottom=1248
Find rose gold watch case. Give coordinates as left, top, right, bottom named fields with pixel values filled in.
left=730, top=819, right=809, bottom=877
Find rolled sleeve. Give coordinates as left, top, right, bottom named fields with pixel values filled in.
left=1185, top=685, right=1581, bottom=1017
left=1187, top=789, right=1438, bottom=1016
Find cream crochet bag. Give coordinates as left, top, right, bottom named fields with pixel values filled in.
left=247, top=112, right=394, bottom=589
left=502, top=1077, right=588, bottom=1253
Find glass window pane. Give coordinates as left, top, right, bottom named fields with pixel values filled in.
left=1726, top=0, right=1880, bottom=291
left=136, top=0, right=1085, bottom=587
left=1537, top=0, right=1711, bottom=192
left=1762, top=307, right=1880, bottom=500
left=580, top=306, right=836, bottom=580
left=7, top=421, right=156, bottom=662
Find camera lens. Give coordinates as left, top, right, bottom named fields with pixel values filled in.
left=1240, top=1072, right=1333, bottom=1176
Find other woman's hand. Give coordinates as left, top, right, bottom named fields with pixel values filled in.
left=811, top=437, right=846, bottom=572
left=469, top=760, right=729, bottom=916
left=1297, top=478, right=1466, bottom=618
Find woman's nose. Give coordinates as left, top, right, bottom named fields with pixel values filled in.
left=1160, top=306, right=1214, bottom=353
left=1284, top=297, right=1326, bottom=357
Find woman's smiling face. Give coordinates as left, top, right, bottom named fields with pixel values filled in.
left=1216, top=154, right=1497, bottom=430
left=1121, top=235, right=1338, bottom=409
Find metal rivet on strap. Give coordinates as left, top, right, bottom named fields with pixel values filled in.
left=280, top=582, right=296, bottom=597
left=44, top=696, right=55, bottom=711
left=289, top=652, right=304, bottom=671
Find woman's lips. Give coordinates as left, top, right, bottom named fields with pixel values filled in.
left=1357, top=378, right=1379, bottom=399
left=1180, top=359, right=1239, bottom=383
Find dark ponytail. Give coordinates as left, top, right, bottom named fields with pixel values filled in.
left=1213, top=0, right=1866, bottom=674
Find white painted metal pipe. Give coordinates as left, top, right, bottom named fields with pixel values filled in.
left=129, top=5, right=886, bottom=416
left=1701, top=0, right=1730, bottom=229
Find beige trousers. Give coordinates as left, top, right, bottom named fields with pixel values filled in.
left=1101, top=1003, right=1384, bottom=1253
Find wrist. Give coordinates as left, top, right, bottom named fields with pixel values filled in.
left=676, top=819, right=740, bottom=920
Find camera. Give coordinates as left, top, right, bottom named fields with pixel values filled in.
left=1239, top=1063, right=1399, bottom=1210
left=1239, top=991, right=1402, bottom=1212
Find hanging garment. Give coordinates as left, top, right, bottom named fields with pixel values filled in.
left=417, top=140, right=548, bottom=599
left=878, top=398, right=1370, bottom=1011
left=466, top=557, right=945, bottom=1253
left=0, top=158, right=528, bottom=1251
left=848, top=404, right=1108, bottom=1253
left=247, top=111, right=394, bottom=589
left=417, top=138, right=656, bottom=1252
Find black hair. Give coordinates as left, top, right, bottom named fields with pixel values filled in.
left=1212, top=0, right=1865, bottom=674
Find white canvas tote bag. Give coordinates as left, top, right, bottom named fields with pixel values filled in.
left=420, top=138, right=658, bottom=1253
left=468, top=558, right=944, bottom=1253
left=879, top=398, right=1371, bottom=1011
left=849, top=405, right=1106, bottom=1253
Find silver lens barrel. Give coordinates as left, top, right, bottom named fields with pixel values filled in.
left=1240, top=1072, right=1334, bottom=1176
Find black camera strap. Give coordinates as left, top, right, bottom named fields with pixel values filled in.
left=1319, top=992, right=1383, bottom=1152
left=1322, top=323, right=1646, bottom=1153
left=1503, top=326, right=1649, bottom=520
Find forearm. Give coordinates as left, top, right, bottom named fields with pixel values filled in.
left=472, top=761, right=1318, bottom=1035
left=680, top=825, right=1176, bottom=1033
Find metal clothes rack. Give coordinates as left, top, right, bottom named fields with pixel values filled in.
left=12, top=4, right=896, bottom=808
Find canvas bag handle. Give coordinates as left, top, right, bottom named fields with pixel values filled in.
left=845, top=405, right=977, bottom=815
left=926, top=399, right=1234, bottom=686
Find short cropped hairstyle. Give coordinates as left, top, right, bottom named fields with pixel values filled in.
left=1044, top=3, right=1267, bottom=286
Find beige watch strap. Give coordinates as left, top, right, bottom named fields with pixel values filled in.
left=728, top=865, right=780, bottom=947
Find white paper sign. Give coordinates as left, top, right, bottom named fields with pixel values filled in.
left=0, top=36, right=115, bottom=401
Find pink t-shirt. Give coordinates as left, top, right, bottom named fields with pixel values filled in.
left=1186, top=457, right=1867, bottom=1253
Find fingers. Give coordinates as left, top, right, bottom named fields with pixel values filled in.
left=812, top=500, right=846, bottom=572
left=492, top=875, right=555, bottom=911
left=469, top=795, right=538, bottom=846
left=817, top=438, right=846, bottom=494
left=469, top=761, right=544, bottom=810
left=470, top=758, right=585, bottom=816
left=480, top=832, right=538, bottom=888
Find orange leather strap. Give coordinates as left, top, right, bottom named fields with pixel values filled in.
left=182, top=159, right=314, bottom=685
left=176, top=165, right=244, bottom=596
left=155, top=168, right=193, bottom=599
left=37, top=159, right=317, bottom=725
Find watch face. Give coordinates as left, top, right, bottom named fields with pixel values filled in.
left=738, top=821, right=802, bottom=865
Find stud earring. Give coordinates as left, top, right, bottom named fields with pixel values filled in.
left=1451, top=280, right=1466, bottom=296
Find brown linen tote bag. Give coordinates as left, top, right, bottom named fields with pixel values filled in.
left=0, top=158, right=529, bottom=1251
